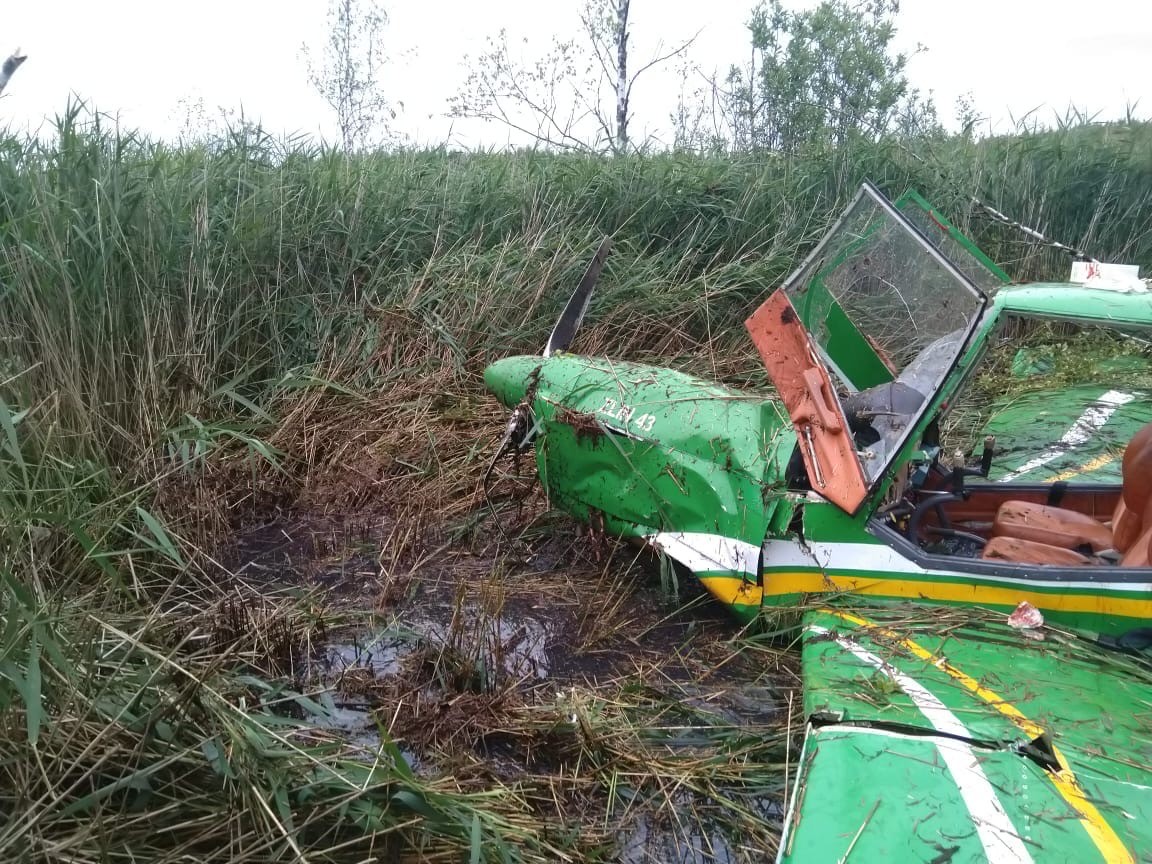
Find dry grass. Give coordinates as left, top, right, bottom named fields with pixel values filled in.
left=4, top=106, right=1147, bottom=861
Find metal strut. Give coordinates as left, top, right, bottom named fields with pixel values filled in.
left=970, top=195, right=1095, bottom=263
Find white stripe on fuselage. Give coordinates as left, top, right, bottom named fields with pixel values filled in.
left=647, top=529, right=1152, bottom=593
left=763, top=538, right=1152, bottom=592
left=644, top=531, right=760, bottom=575
left=808, top=625, right=1035, bottom=862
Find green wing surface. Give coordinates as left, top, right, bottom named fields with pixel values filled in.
left=780, top=603, right=1152, bottom=863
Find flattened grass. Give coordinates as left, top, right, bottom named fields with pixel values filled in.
left=1, top=104, right=1150, bottom=860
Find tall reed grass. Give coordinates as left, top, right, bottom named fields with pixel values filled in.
left=0, top=101, right=1150, bottom=861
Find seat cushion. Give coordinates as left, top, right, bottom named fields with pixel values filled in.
left=992, top=500, right=1113, bottom=553
left=982, top=536, right=1094, bottom=566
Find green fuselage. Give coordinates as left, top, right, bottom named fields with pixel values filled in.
left=484, top=338, right=1152, bottom=640
left=485, top=353, right=797, bottom=555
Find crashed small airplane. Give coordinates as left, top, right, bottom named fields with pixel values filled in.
left=484, top=182, right=1152, bottom=861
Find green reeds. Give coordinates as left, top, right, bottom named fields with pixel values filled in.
left=1, top=100, right=1151, bottom=861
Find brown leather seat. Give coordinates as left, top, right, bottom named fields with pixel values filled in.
left=983, top=536, right=1094, bottom=566
left=982, top=526, right=1151, bottom=567
left=987, top=421, right=1152, bottom=563
left=991, top=501, right=1113, bottom=552
left=1121, top=525, right=1152, bottom=567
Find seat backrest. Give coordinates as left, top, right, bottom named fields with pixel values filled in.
left=1125, top=421, right=1152, bottom=472
left=1123, top=437, right=1152, bottom=515
left=1121, top=525, right=1152, bottom=567
left=1113, top=499, right=1144, bottom=553
left=1119, top=493, right=1152, bottom=569
left=1111, top=422, right=1152, bottom=553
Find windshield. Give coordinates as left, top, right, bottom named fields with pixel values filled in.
left=783, top=183, right=987, bottom=483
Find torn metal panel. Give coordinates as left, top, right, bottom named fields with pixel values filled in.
left=529, top=355, right=793, bottom=547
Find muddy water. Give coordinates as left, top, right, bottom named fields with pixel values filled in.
left=313, top=605, right=785, bottom=863
left=619, top=797, right=785, bottom=864
left=310, top=605, right=552, bottom=748
left=231, top=515, right=789, bottom=862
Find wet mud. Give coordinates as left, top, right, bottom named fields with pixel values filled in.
left=224, top=505, right=796, bottom=862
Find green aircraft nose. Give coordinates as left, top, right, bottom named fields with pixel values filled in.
left=483, top=355, right=543, bottom=408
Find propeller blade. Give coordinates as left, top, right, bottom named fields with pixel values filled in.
left=543, top=236, right=613, bottom=358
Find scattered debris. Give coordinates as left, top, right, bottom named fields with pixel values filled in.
left=1008, top=600, right=1045, bottom=631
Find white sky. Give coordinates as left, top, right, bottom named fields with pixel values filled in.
left=3, top=0, right=1149, bottom=147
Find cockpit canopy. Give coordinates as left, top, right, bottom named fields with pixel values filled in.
left=747, top=182, right=993, bottom=512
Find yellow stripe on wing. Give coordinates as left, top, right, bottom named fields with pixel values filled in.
left=825, top=608, right=1134, bottom=863
left=1044, top=452, right=1119, bottom=482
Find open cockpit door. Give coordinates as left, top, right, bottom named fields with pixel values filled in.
left=747, top=291, right=869, bottom=512
left=746, top=182, right=989, bottom=514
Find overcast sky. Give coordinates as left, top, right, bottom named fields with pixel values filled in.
left=3, top=0, right=1149, bottom=147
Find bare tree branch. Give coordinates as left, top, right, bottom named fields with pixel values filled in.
left=303, top=0, right=396, bottom=151
left=582, top=11, right=618, bottom=91
left=451, top=0, right=696, bottom=154
left=624, top=31, right=700, bottom=108
left=0, top=48, right=27, bottom=97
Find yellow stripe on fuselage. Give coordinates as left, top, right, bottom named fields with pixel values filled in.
left=698, top=571, right=1152, bottom=619
left=826, top=609, right=1134, bottom=863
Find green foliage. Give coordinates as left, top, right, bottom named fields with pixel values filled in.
left=2, top=104, right=1151, bottom=473
left=1, top=100, right=1151, bottom=861
left=725, top=0, right=937, bottom=152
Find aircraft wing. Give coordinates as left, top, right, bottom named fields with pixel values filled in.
left=779, top=602, right=1152, bottom=863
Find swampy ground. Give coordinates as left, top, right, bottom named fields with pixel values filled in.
left=7, top=118, right=1149, bottom=863
left=218, top=462, right=800, bottom=863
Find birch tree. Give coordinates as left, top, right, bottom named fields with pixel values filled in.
left=303, top=0, right=396, bottom=150
left=451, top=0, right=695, bottom=154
